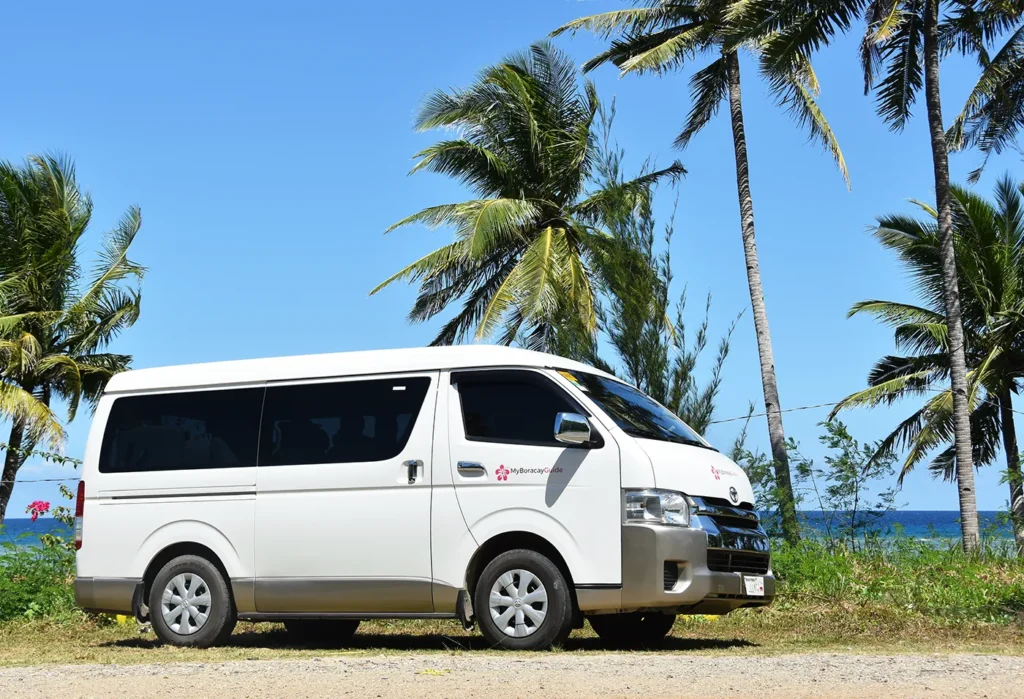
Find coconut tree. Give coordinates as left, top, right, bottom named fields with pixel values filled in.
left=830, top=176, right=1024, bottom=553
left=732, top=0, right=1003, bottom=550
left=553, top=0, right=851, bottom=545
left=0, top=154, right=144, bottom=523
left=371, top=42, right=685, bottom=347
left=947, top=3, right=1024, bottom=181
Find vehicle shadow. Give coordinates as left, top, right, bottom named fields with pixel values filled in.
left=102, top=628, right=758, bottom=653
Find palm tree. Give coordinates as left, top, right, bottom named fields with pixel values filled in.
left=947, top=3, right=1024, bottom=181
left=733, top=0, right=996, bottom=549
left=831, top=176, right=1024, bottom=553
left=0, top=154, right=145, bottom=523
left=553, top=0, right=850, bottom=545
left=371, top=42, right=685, bottom=347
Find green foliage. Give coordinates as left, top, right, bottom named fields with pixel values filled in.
left=737, top=419, right=901, bottom=546
left=372, top=42, right=683, bottom=347
left=772, top=538, right=1024, bottom=625
left=553, top=0, right=850, bottom=186
left=792, top=421, right=902, bottom=551
left=0, top=153, right=144, bottom=522
left=829, top=175, right=1024, bottom=541
left=0, top=538, right=79, bottom=623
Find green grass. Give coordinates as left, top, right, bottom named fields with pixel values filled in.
left=771, top=539, right=1024, bottom=625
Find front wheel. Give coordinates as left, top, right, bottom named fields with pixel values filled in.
left=589, top=612, right=676, bottom=647
left=474, top=549, right=574, bottom=650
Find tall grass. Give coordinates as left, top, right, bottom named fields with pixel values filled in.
left=771, top=537, right=1024, bottom=625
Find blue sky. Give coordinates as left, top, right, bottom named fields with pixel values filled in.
left=2, top=0, right=1020, bottom=516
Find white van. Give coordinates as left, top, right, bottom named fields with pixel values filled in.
left=74, top=346, right=773, bottom=650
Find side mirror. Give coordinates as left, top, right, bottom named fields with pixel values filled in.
left=554, top=412, right=591, bottom=445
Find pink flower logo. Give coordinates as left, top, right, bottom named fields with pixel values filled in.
left=26, top=500, right=50, bottom=522
left=710, top=465, right=721, bottom=481
left=495, top=465, right=510, bottom=481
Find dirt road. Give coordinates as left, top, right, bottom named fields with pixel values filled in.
left=1, top=652, right=1021, bottom=698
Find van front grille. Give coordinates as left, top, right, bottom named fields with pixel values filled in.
left=706, top=549, right=770, bottom=575
left=663, top=562, right=679, bottom=591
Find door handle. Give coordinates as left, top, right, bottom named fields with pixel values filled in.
left=457, top=461, right=486, bottom=476
left=405, top=459, right=423, bottom=484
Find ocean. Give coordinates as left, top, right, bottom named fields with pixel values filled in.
left=0, top=511, right=1015, bottom=549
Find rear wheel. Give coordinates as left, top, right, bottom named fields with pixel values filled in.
left=149, top=555, right=236, bottom=648
left=284, top=619, right=360, bottom=647
left=589, top=612, right=676, bottom=647
left=474, top=549, right=574, bottom=650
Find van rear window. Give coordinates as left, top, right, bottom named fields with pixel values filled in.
left=99, top=388, right=265, bottom=473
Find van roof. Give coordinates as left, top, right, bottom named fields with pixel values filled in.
left=104, top=345, right=615, bottom=394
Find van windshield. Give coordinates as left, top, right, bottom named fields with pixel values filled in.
left=558, top=370, right=715, bottom=451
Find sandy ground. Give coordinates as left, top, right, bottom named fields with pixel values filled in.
left=1, top=652, right=1022, bottom=698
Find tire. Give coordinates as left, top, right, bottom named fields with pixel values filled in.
left=474, top=548, right=574, bottom=650
left=149, top=554, right=236, bottom=648
left=284, top=619, right=360, bottom=647
left=589, top=612, right=676, bottom=647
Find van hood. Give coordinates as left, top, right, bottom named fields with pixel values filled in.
left=634, top=438, right=756, bottom=507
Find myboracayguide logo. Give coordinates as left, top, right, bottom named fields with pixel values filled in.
left=493, top=465, right=565, bottom=480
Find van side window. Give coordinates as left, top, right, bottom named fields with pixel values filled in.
left=259, top=377, right=431, bottom=466
left=98, top=388, right=265, bottom=473
left=453, top=370, right=586, bottom=446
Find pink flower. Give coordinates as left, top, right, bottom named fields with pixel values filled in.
left=26, top=500, right=50, bottom=522
left=495, top=465, right=509, bottom=481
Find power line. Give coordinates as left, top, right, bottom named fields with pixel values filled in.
left=709, top=388, right=1024, bottom=426
left=709, top=401, right=843, bottom=425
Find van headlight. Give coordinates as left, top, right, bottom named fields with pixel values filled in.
left=623, top=489, right=690, bottom=527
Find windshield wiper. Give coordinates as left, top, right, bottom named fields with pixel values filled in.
left=668, top=436, right=718, bottom=452
left=622, top=428, right=718, bottom=451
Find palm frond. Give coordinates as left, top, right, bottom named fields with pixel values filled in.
left=674, top=54, right=731, bottom=149
left=871, top=0, right=924, bottom=130
left=762, top=52, right=850, bottom=187
left=551, top=7, right=674, bottom=40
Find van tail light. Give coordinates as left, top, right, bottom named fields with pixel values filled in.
left=74, top=480, right=85, bottom=550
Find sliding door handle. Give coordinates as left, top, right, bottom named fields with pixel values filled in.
left=456, top=461, right=486, bottom=476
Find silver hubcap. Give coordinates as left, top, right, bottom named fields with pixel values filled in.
left=489, top=569, right=547, bottom=637
left=161, top=573, right=212, bottom=635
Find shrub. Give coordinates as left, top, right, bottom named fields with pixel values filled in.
left=0, top=538, right=80, bottom=622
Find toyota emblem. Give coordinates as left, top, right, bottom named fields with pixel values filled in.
left=728, top=486, right=740, bottom=504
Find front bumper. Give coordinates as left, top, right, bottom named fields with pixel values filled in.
left=618, top=523, right=775, bottom=614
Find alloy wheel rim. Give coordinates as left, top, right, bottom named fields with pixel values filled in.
left=161, top=572, right=212, bottom=635
left=489, top=568, right=547, bottom=637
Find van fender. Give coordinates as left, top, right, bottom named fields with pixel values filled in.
left=132, top=520, right=245, bottom=580
left=462, top=507, right=583, bottom=584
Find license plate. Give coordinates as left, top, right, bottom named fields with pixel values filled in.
left=743, top=575, right=765, bottom=596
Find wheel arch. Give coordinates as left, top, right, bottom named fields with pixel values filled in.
left=465, top=530, right=578, bottom=606
left=140, top=541, right=233, bottom=612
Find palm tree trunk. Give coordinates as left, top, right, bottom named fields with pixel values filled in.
left=998, top=387, right=1024, bottom=554
left=923, top=0, right=980, bottom=552
left=0, top=420, right=26, bottom=525
left=724, top=49, right=799, bottom=545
